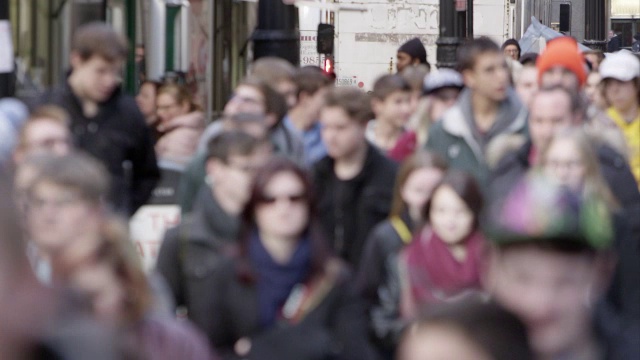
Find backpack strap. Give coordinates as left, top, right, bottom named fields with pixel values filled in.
left=390, top=216, right=412, bottom=245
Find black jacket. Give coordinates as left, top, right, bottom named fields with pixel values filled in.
left=155, top=187, right=240, bottom=314
left=355, top=212, right=414, bottom=308
left=313, top=145, right=398, bottom=269
left=32, top=82, right=159, bottom=215
left=205, top=256, right=380, bottom=360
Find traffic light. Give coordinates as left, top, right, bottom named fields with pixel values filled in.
left=317, top=24, right=334, bottom=54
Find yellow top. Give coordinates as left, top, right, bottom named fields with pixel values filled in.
left=607, top=107, right=640, bottom=188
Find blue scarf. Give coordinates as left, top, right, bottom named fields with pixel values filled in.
left=249, top=231, right=311, bottom=328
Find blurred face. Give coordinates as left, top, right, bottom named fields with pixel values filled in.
left=21, top=119, right=72, bottom=158
left=487, top=246, right=598, bottom=358
left=428, top=88, right=461, bottom=121
left=429, top=185, right=474, bottom=245
left=463, top=52, right=509, bottom=102
left=320, top=106, right=367, bottom=161
left=399, top=325, right=491, bottom=360
left=224, top=85, right=266, bottom=116
left=397, top=52, right=414, bottom=72
left=584, top=72, right=602, bottom=105
left=401, top=167, right=445, bottom=222
left=540, top=67, right=580, bottom=92
left=515, top=66, right=538, bottom=107
left=27, top=181, right=101, bottom=254
left=584, top=53, right=601, bottom=72
left=70, top=262, right=125, bottom=324
left=543, top=138, right=586, bottom=191
left=503, top=44, right=519, bottom=60
left=255, top=171, right=309, bottom=240
left=275, top=80, right=298, bottom=109
left=136, top=83, right=157, bottom=119
left=603, top=78, right=639, bottom=112
left=208, top=150, right=272, bottom=210
left=528, top=91, right=573, bottom=153
left=302, top=87, right=329, bottom=121
left=14, top=164, right=40, bottom=216
left=373, top=91, right=412, bottom=128
left=156, top=93, right=190, bottom=124
left=70, top=55, right=123, bottom=103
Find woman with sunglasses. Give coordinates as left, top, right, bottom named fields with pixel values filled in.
left=203, top=156, right=379, bottom=360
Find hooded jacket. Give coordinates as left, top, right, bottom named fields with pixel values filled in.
left=426, top=88, right=527, bottom=189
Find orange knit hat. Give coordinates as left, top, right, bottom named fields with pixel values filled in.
left=536, top=37, right=587, bottom=87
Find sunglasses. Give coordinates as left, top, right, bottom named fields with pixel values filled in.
left=258, top=193, right=307, bottom=205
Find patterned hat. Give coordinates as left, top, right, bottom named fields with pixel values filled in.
left=486, top=174, right=613, bottom=250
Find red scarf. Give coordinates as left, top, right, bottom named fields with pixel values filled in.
left=400, top=227, right=484, bottom=316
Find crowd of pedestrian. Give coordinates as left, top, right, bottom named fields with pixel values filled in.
left=0, top=21, right=638, bottom=360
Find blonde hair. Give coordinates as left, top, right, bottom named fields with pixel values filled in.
left=537, top=128, right=619, bottom=211
left=157, top=83, right=200, bottom=112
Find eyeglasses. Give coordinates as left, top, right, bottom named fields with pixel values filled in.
left=28, top=193, right=83, bottom=211
left=156, top=103, right=180, bottom=112
left=228, top=93, right=263, bottom=106
left=225, top=160, right=259, bottom=174
left=545, top=159, right=584, bottom=170
left=27, top=137, right=72, bottom=151
left=257, top=193, right=307, bottom=205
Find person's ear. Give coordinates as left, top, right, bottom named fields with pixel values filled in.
left=371, top=97, right=383, bottom=117
left=298, top=91, right=311, bottom=106
left=205, top=158, right=222, bottom=181
left=462, top=69, right=475, bottom=89
left=70, top=51, right=85, bottom=69
left=265, top=113, right=278, bottom=128
left=180, top=100, right=191, bottom=114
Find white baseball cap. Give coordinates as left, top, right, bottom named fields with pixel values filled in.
left=599, top=50, right=640, bottom=82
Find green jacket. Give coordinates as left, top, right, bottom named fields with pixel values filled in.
left=426, top=89, right=527, bottom=189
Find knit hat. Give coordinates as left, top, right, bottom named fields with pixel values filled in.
left=536, top=37, right=587, bottom=87
left=423, top=69, right=464, bottom=95
left=600, top=50, right=640, bottom=82
left=485, top=174, right=613, bottom=250
left=501, top=39, right=521, bottom=57
left=398, top=38, right=427, bottom=64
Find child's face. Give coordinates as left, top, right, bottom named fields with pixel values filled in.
left=375, top=90, right=412, bottom=128
left=429, top=185, right=474, bottom=245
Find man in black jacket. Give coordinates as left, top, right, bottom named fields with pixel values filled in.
left=32, top=22, right=159, bottom=215
left=156, top=131, right=271, bottom=320
left=314, top=87, right=397, bottom=269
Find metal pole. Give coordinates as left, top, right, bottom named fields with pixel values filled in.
left=165, top=5, right=180, bottom=72
left=437, top=0, right=461, bottom=68
left=124, top=0, right=136, bottom=95
left=467, top=0, right=473, bottom=38
left=206, top=0, right=213, bottom=123
left=583, top=0, right=607, bottom=51
left=148, top=0, right=165, bottom=81
left=253, top=0, right=300, bottom=65
left=0, top=0, right=13, bottom=98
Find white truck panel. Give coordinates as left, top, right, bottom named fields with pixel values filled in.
left=299, top=0, right=508, bottom=91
